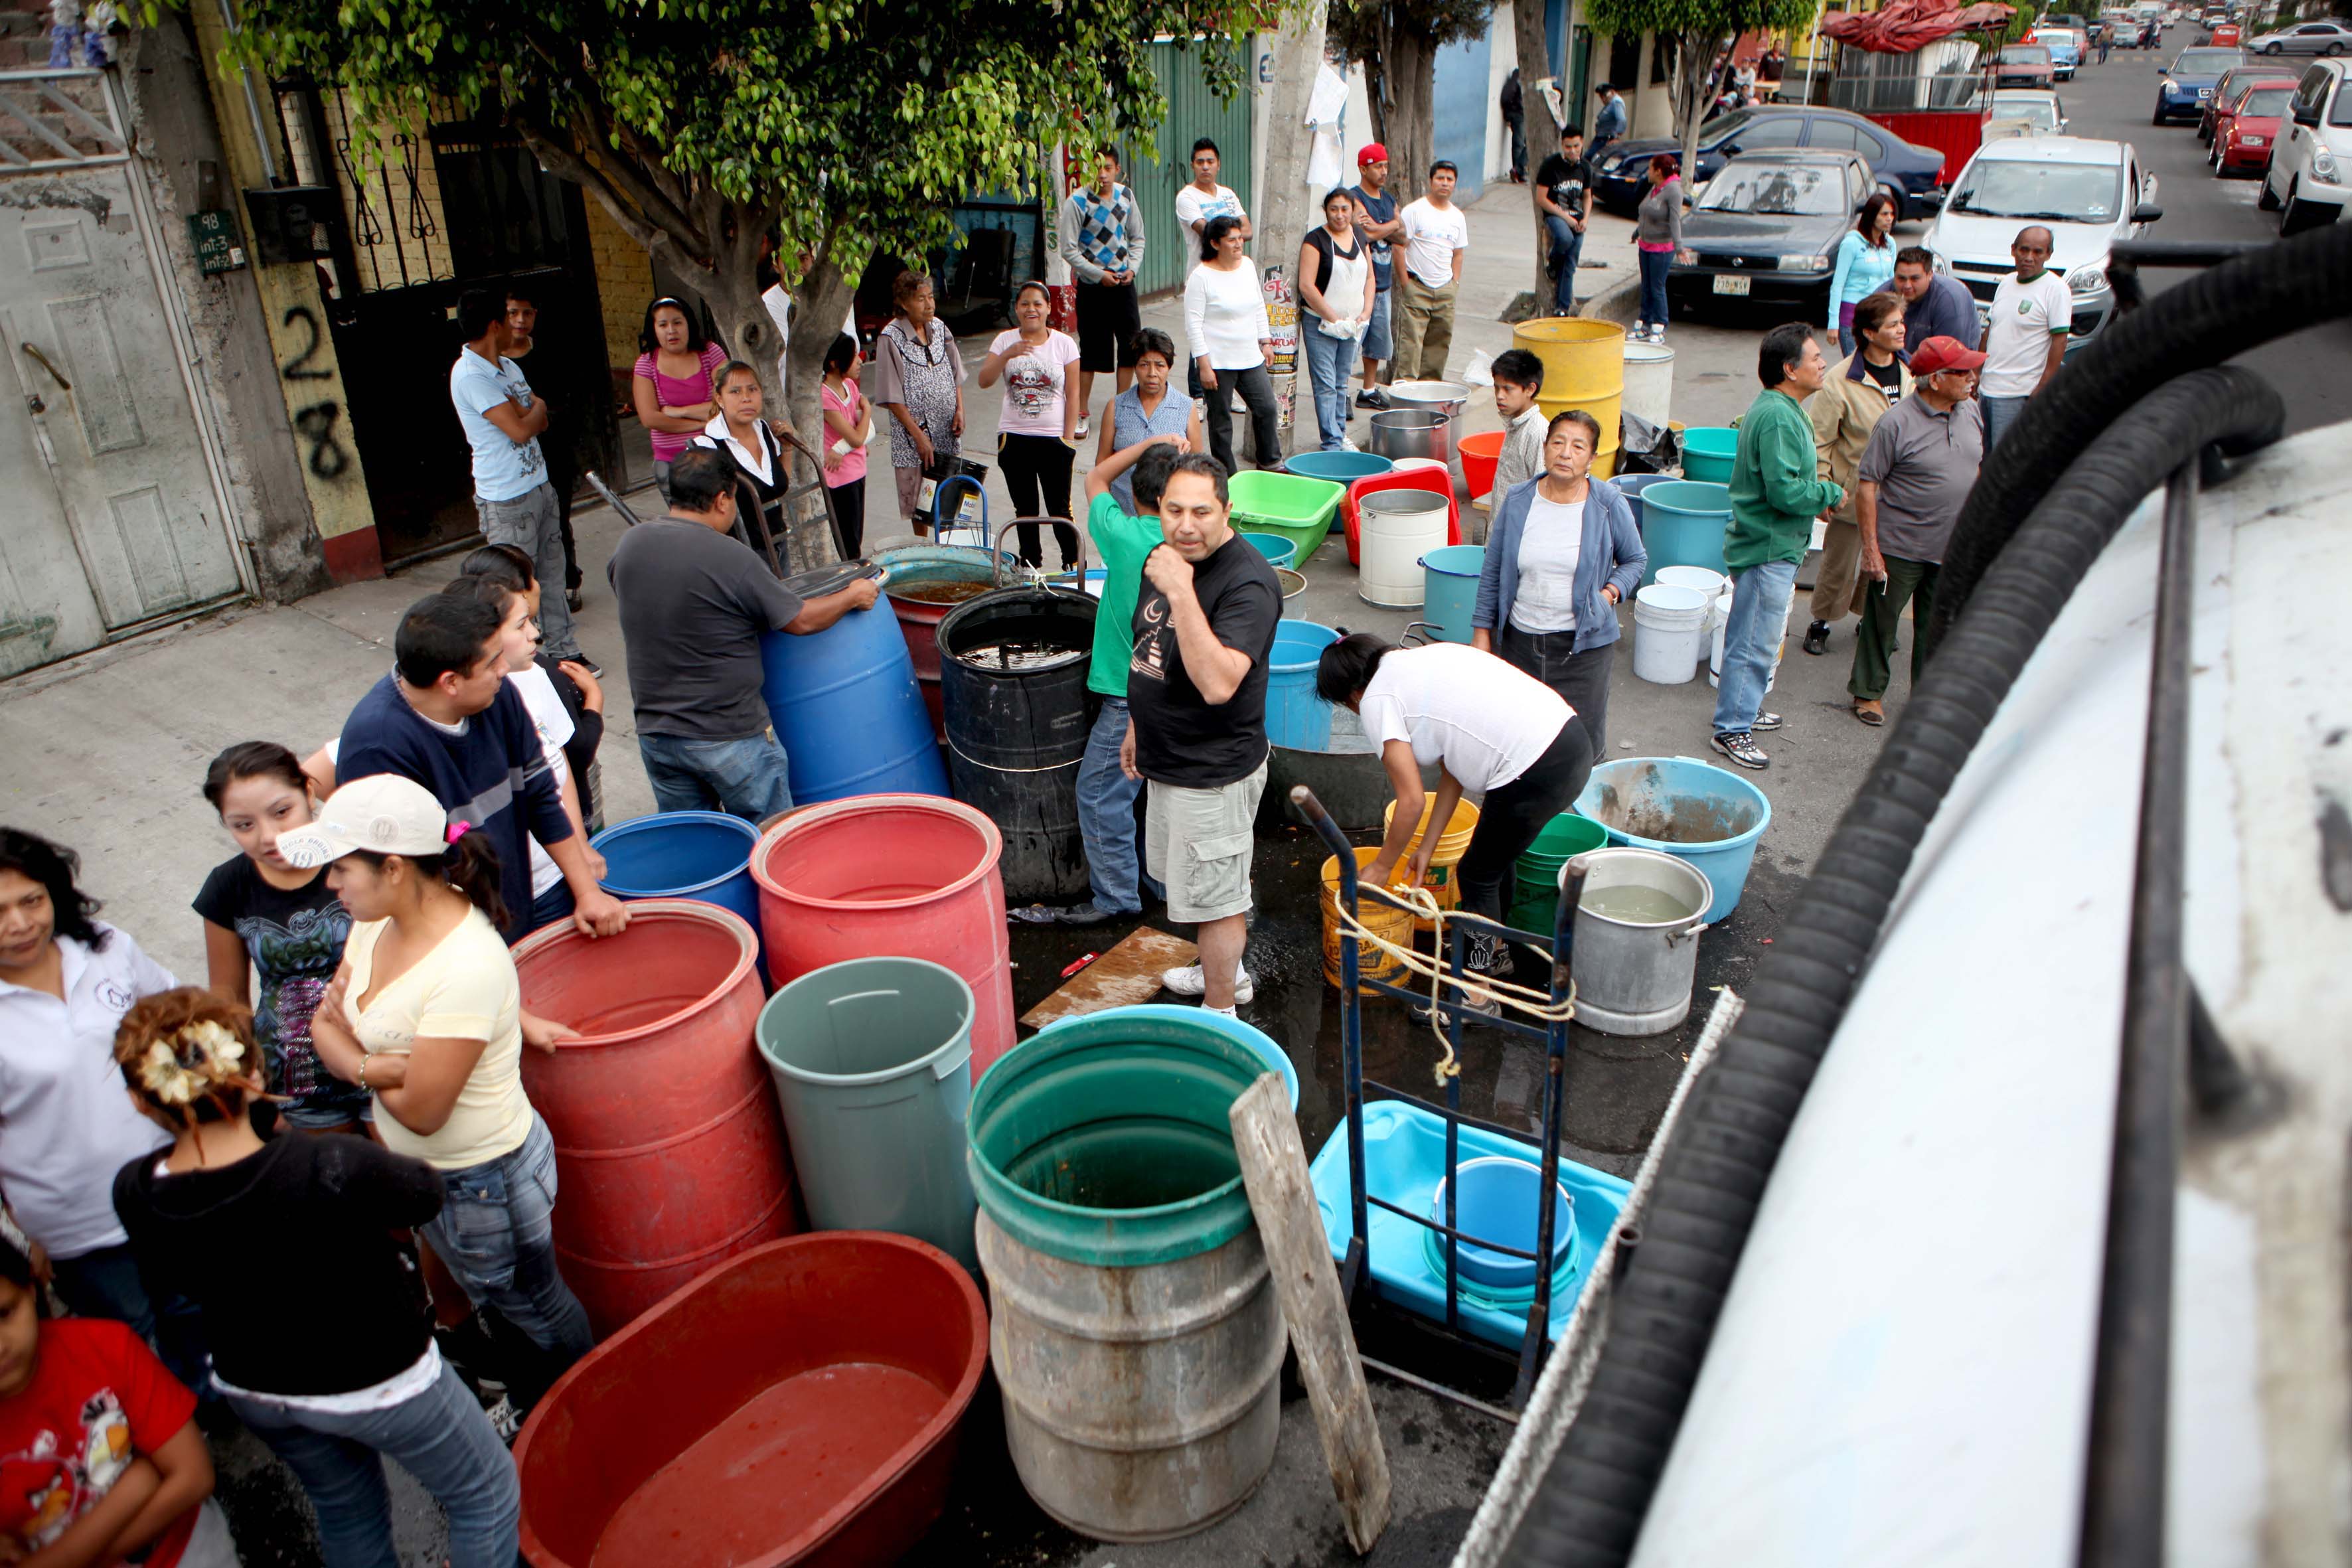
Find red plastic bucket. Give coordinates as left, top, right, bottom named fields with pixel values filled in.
left=512, top=900, right=799, bottom=1336
left=752, top=795, right=1017, bottom=1080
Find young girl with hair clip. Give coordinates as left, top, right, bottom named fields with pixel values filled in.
left=283, top=775, right=595, bottom=1415
left=108, top=988, right=521, bottom=1567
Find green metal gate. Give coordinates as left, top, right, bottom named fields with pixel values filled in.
left=1117, top=38, right=1255, bottom=299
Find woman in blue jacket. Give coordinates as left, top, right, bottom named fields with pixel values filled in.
left=1472, top=409, right=1647, bottom=751
left=1829, top=193, right=1898, bottom=354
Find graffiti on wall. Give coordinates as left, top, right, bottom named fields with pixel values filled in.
left=279, top=305, right=351, bottom=481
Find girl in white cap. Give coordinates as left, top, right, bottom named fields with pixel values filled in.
left=284, top=774, right=595, bottom=1413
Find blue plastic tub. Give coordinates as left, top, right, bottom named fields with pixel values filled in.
left=1239, top=531, right=1298, bottom=568
left=1431, top=1155, right=1575, bottom=1290
left=1037, top=1002, right=1298, bottom=1109
left=592, top=811, right=765, bottom=979
left=1285, top=451, right=1394, bottom=485
left=1308, top=1099, right=1629, bottom=1350
left=1608, top=472, right=1679, bottom=542
left=1681, top=426, right=1739, bottom=485
left=1573, top=755, right=1770, bottom=923
left=1418, top=544, right=1484, bottom=644
left=1636, top=480, right=1731, bottom=586
left=1267, top=620, right=1343, bottom=749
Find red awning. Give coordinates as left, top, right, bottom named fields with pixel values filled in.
left=1820, top=0, right=2017, bottom=54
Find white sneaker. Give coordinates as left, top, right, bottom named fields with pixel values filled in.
left=1076, top=416, right=1089, bottom=439
left=1162, top=963, right=1255, bottom=1004
left=1341, top=437, right=1362, bottom=452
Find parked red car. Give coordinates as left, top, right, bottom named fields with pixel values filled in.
left=2199, top=65, right=2295, bottom=139
left=2212, top=77, right=2296, bottom=175
left=2211, top=21, right=2242, bottom=45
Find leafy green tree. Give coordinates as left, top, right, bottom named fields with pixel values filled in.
left=1329, top=0, right=1496, bottom=198
left=1583, top=0, right=1821, bottom=186
left=216, top=0, right=1266, bottom=561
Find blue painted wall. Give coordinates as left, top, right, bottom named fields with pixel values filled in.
left=1431, top=27, right=1494, bottom=202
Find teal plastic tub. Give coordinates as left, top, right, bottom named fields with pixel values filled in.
left=967, top=1004, right=1298, bottom=1268
left=1680, top=426, right=1739, bottom=485
left=1573, top=755, right=1771, bottom=924
left=756, top=955, right=979, bottom=1273
left=1419, top=544, right=1484, bottom=645
left=1228, top=470, right=1346, bottom=566
left=1285, top=451, right=1393, bottom=485
left=1267, top=621, right=1343, bottom=749
left=1238, top=530, right=1298, bottom=568
left=1636, top=479, right=1731, bottom=586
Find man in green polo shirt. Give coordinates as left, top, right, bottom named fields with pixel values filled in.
left=1025, top=437, right=1182, bottom=923
left=1715, top=322, right=1844, bottom=770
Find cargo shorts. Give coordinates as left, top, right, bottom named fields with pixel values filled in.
left=1144, top=759, right=1269, bottom=925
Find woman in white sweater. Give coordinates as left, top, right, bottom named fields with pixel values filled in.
left=1183, top=214, right=1281, bottom=474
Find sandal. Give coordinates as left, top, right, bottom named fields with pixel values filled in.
left=1853, top=702, right=1885, bottom=727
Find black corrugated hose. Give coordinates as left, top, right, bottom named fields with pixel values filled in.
left=1493, top=223, right=2349, bottom=1567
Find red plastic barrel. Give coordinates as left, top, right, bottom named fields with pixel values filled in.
left=752, top=795, right=1017, bottom=1080
left=511, top=900, right=799, bottom=1337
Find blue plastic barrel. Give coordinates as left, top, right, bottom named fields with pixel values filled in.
left=1285, top=451, right=1393, bottom=485
left=1267, top=621, right=1342, bottom=749
left=1573, top=755, right=1770, bottom=923
left=1680, top=427, right=1739, bottom=485
left=1239, top=531, right=1298, bottom=568
left=1609, top=473, right=1678, bottom=543
left=1418, top=545, right=1484, bottom=644
left=592, top=811, right=765, bottom=979
left=759, top=593, right=948, bottom=805
left=1636, top=480, right=1732, bottom=586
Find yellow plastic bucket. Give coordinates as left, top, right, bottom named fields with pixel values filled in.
left=1516, top=317, right=1625, bottom=479
left=1321, top=849, right=1417, bottom=993
left=1380, top=798, right=1482, bottom=930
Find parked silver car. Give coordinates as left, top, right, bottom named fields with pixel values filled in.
left=2247, top=20, right=2352, bottom=56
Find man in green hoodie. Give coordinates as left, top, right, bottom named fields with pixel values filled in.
left=1714, top=323, right=1844, bottom=769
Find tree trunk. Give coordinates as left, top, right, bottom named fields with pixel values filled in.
left=1514, top=0, right=1563, bottom=304
left=1673, top=29, right=1728, bottom=193
left=1387, top=28, right=1437, bottom=201
left=1259, top=1, right=1330, bottom=461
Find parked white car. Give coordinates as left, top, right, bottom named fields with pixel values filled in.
left=2261, top=59, right=2352, bottom=231
left=1923, top=136, right=2161, bottom=354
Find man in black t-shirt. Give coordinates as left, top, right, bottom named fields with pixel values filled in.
left=1534, top=125, right=1593, bottom=316
left=1121, top=453, right=1281, bottom=1016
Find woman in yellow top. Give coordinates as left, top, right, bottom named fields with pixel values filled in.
left=287, top=773, right=594, bottom=1407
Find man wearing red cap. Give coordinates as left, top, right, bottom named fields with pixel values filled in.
left=1348, top=144, right=1403, bottom=409
left=1848, top=334, right=1986, bottom=726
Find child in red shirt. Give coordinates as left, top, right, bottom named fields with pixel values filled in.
left=0, top=1239, right=232, bottom=1568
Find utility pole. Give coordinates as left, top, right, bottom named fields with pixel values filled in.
left=1257, top=0, right=1331, bottom=459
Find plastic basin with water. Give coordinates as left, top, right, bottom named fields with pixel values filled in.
left=1573, top=755, right=1771, bottom=924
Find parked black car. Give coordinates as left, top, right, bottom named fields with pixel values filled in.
left=1591, top=106, right=1946, bottom=218
left=1664, top=151, right=1879, bottom=319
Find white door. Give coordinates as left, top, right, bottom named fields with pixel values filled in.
left=0, top=167, right=243, bottom=681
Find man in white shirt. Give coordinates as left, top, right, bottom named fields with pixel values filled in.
left=1391, top=161, right=1470, bottom=382
left=1175, top=138, right=1249, bottom=401
left=1976, top=224, right=2071, bottom=453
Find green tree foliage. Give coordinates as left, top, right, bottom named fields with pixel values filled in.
left=1329, top=0, right=1494, bottom=198
left=214, top=0, right=1266, bottom=560
left=1583, top=0, right=1820, bottom=184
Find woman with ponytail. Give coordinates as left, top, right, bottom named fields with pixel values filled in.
left=110, top=988, right=520, bottom=1567
left=283, top=775, right=595, bottom=1409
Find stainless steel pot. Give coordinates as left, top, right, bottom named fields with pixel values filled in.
left=1563, top=847, right=1713, bottom=1036
left=1370, top=408, right=1451, bottom=465
left=1384, top=379, right=1472, bottom=421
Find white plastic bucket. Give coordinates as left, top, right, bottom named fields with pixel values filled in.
left=1632, top=584, right=1709, bottom=684
left=1358, top=489, right=1450, bottom=607
left=1622, top=341, right=1676, bottom=430
left=1707, top=589, right=1787, bottom=691
left=1655, top=566, right=1726, bottom=628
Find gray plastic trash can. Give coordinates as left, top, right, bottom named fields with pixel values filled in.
left=755, top=955, right=980, bottom=1275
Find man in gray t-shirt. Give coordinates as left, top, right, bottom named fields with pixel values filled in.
left=1848, top=334, right=1986, bottom=725
left=607, top=447, right=878, bottom=818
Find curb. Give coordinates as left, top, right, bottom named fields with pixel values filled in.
left=1579, top=274, right=1641, bottom=327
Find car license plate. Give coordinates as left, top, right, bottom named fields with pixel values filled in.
left=1713, top=274, right=1751, bottom=296
left=2244, top=135, right=2266, bottom=145
left=2198, top=88, right=2212, bottom=97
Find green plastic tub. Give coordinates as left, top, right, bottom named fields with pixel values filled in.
left=1227, top=470, right=1345, bottom=566
left=1506, top=812, right=1612, bottom=933
left=757, top=955, right=979, bottom=1273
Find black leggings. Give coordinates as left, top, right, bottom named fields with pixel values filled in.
left=1455, top=719, right=1599, bottom=923
left=827, top=476, right=865, bottom=560
left=998, top=432, right=1079, bottom=568
left=1200, top=362, right=1282, bottom=475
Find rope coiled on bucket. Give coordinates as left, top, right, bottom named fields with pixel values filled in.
left=1328, top=880, right=1575, bottom=1084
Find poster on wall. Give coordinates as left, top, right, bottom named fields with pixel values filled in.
left=1263, top=264, right=1299, bottom=441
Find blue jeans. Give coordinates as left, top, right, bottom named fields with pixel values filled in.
left=1075, top=698, right=1159, bottom=913
left=424, top=1117, right=595, bottom=1375
left=1362, top=287, right=1393, bottom=364
left=638, top=730, right=794, bottom=821
left=1301, top=325, right=1358, bottom=450
left=1712, top=557, right=1799, bottom=736
left=520, top=876, right=574, bottom=941
left=50, top=1243, right=210, bottom=1395
left=1638, top=249, right=1673, bottom=331
left=1980, top=394, right=2027, bottom=453
left=1544, top=214, right=1585, bottom=313
left=228, top=1362, right=520, bottom=1568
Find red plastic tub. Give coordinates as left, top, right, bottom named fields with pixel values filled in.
left=516, top=1233, right=987, bottom=1568
left=512, top=901, right=799, bottom=1337
left=1344, top=467, right=1459, bottom=566
left=752, top=795, right=1016, bottom=1080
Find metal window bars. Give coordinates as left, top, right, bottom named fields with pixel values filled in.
left=1291, top=784, right=1591, bottom=1414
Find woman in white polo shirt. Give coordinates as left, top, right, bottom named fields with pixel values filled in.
left=1314, top=636, right=1597, bottom=980
left=291, top=774, right=595, bottom=1410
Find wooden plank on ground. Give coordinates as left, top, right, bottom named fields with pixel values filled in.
left=1016, top=925, right=1197, bottom=1030
left=1229, top=1071, right=1391, bottom=1555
